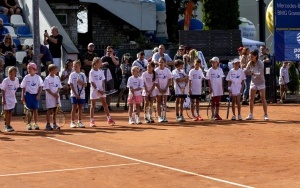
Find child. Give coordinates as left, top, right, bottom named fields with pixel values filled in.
left=20, top=62, right=43, bottom=130
left=68, top=60, right=87, bottom=128
left=155, top=57, right=172, bottom=123
left=1, top=67, right=19, bottom=132
left=206, top=57, right=224, bottom=120
left=127, top=66, right=144, bottom=124
left=188, top=59, right=205, bottom=121
left=172, top=59, right=189, bottom=122
left=43, top=64, right=63, bottom=130
left=89, top=57, right=115, bottom=126
left=60, top=59, right=73, bottom=99
left=141, top=62, right=157, bottom=123
left=226, top=58, right=246, bottom=120
left=279, top=61, right=290, bottom=103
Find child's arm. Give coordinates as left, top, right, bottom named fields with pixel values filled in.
left=240, top=80, right=245, bottom=94
left=227, top=81, right=232, bottom=95
left=207, top=79, right=213, bottom=94
left=164, top=78, right=172, bottom=92
left=21, top=87, right=25, bottom=103
left=2, top=90, right=5, bottom=105
left=77, top=79, right=87, bottom=87
left=69, top=83, right=79, bottom=99
left=188, top=80, right=192, bottom=95
left=36, top=87, right=42, bottom=100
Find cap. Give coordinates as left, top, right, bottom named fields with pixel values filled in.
left=232, top=58, right=240, bottom=64
left=238, top=47, right=243, bottom=51
left=152, top=47, right=159, bottom=53
left=210, top=57, right=219, bottom=62
left=88, top=43, right=95, bottom=47
left=27, top=62, right=37, bottom=70
left=65, top=59, right=73, bottom=65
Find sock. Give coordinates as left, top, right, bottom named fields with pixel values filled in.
left=107, top=116, right=111, bottom=120
left=90, top=118, right=94, bottom=121
left=78, top=119, right=81, bottom=123
left=176, top=113, right=179, bottom=117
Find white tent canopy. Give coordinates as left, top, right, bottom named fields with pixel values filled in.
left=242, top=37, right=265, bottom=51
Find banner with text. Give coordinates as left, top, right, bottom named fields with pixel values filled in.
left=274, top=30, right=300, bottom=61
left=275, top=0, right=300, bottom=28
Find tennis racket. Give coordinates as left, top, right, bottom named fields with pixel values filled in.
left=23, top=104, right=32, bottom=125
left=161, top=92, right=166, bottom=121
left=55, top=99, right=65, bottom=128
left=226, top=97, right=231, bottom=119
left=186, top=97, right=195, bottom=119
left=206, top=94, right=212, bottom=120
left=105, top=89, right=118, bottom=95
left=77, top=73, right=84, bottom=97
left=0, top=105, right=5, bottom=125
left=132, top=97, right=138, bottom=124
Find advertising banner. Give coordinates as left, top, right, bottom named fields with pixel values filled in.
left=274, top=30, right=300, bottom=61
left=275, top=0, right=300, bottom=29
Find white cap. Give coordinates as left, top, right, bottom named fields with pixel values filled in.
left=210, top=57, right=219, bottom=62
left=88, top=43, right=95, bottom=47
left=232, top=58, right=240, bottom=64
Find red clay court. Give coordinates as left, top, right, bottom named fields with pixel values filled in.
left=0, top=104, right=299, bottom=188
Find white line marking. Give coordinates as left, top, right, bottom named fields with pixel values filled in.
left=0, top=163, right=140, bottom=177
left=47, top=137, right=254, bottom=188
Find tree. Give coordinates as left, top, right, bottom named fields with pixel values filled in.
left=202, top=0, right=240, bottom=30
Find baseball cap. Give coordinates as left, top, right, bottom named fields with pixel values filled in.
left=88, top=43, right=95, bottom=47
left=238, top=47, right=243, bottom=51
left=152, top=47, right=159, bottom=53
left=65, top=59, right=73, bottom=65
left=210, top=57, right=219, bottom=62
left=232, top=58, right=240, bottom=64
left=27, top=62, right=37, bottom=70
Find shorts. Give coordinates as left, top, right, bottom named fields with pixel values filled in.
left=70, top=97, right=85, bottom=104
left=250, top=83, right=265, bottom=91
left=127, top=95, right=143, bottom=104
left=142, top=89, right=157, bottom=97
left=189, top=95, right=202, bottom=100
left=90, top=90, right=106, bottom=100
left=155, top=87, right=170, bottom=96
left=175, top=94, right=187, bottom=99
left=25, top=92, right=39, bottom=110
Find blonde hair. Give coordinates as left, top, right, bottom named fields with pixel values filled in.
left=73, top=60, right=81, bottom=67
left=48, top=64, right=58, bottom=72
left=131, top=66, right=140, bottom=73
left=4, top=34, right=13, bottom=46
left=92, top=57, right=101, bottom=68
left=8, top=66, right=17, bottom=74
left=189, top=49, right=198, bottom=64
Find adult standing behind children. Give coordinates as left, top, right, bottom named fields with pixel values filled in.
left=0, top=18, right=8, bottom=42
left=132, top=51, right=148, bottom=75
left=44, top=26, right=63, bottom=71
left=152, top=45, right=173, bottom=68
left=244, top=50, right=269, bottom=121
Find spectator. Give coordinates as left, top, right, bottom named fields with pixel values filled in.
left=4, top=0, right=22, bottom=15
left=0, top=34, right=16, bottom=69
left=43, top=26, right=63, bottom=71
left=132, top=51, right=148, bottom=75
left=259, top=45, right=270, bottom=63
left=0, top=18, right=9, bottom=42
left=60, top=59, right=73, bottom=99
left=81, top=43, right=98, bottom=108
left=173, top=45, right=185, bottom=61
left=240, top=47, right=251, bottom=105
left=40, top=44, right=53, bottom=74
left=0, top=5, right=9, bottom=15
left=152, top=44, right=173, bottom=68
left=148, top=47, right=158, bottom=62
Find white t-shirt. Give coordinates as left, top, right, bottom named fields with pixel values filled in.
left=1, top=77, right=19, bottom=110
left=155, top=67, right=172, bottom=92
left=127, top=76, right=144, bottom=96
left=206, top=67, right=224, bottom=97
left=226, top=68, right=246, bottom=96
left=20, top=74, right=43, bottom=94
left=89, top=69, right=106, bottom=99
left=132, top=59, right=148, bottom=72
left=189, top=68, right=205, bottom=95
left=68, top=72, right=87, bottom=99
left=43, top=75, right=63, bottom=108
left=172, top=69, right=188, bottom=95
left=141, top=71, right=157, bottom=96
left=279, top=65, right=290, bottom=85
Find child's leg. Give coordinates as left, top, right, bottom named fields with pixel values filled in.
left=196, top=99, right=200, bottom=116
left=179, top=98, right=184, bottom=116
left=236, top=95, right=242, bottom=115
left=215, top=96, right=221, bottom=115
left=100, top=97, right=110, bottom=117
left=231, top=96, right=236, bottom=115
left=4, top=110, right=9, bottom=125
left=78, top=104, right=83, bottom=121
left=33, top=109, right=38, bottom=123
left=149, top=97, right=154, bottom=117
left=52, top=107, right=57, bottom=123
left=46, top=109, right=51, bottom=124
left=211, top=97, right=216, bottom=117
left=163, top=95, right=168, bottom=116
left=280, top=84, right=284, bottom=100
left=144, top=96, right=149, bottom=115
left=136, top=103, right=141, bottom=116
left=90, top=100, right=96, bottom=119
left=175, top=97, right=180, bottom=116
left=156, top=95, right=162, bottom=116
left=128, top=103, right=133, bottom=118
left=71, top=104, right=77, bottom=122
left=190, top=98, right=195, bottom=117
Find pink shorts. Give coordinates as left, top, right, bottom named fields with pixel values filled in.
left=127, top=95, right=143, bottom=104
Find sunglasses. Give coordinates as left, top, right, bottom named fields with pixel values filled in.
left=179, top=49, right=184, bottom=51
left=107, top=51, right=112, bottom=52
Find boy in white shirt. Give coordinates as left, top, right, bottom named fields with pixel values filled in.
left=172, top=59, right=189, bottom=122
left=20, top=62, right=44, bottom=130
left=43, top=64, right=63, bottom=130
left=206, top=57, right=224, bottom=120
left=279, top=61, right=290, bottom=103
left=2, top=67, right=19, bottom=132
left=188, top=59, right=205, bottom=121
left=68, top=60, right=87, bottom=128
left=226, top=58, right=246, bottom=120
left=89, top=57, right=115, bottom=126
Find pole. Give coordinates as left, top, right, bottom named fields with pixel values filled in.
left=33, top=0, right=41, bottom=75
left=257, top=0, right=266, bottom=42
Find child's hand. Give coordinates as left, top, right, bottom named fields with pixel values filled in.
left=2, top=100, right=6, bottom=105
left=75, top=94, right=80, bottom=99
left=21, top=98, right=25, bottom=104
left=98, top=90, right=104, bottom=95
left=36, top=95, right=40, bottom=100
left=77, top=79, right=84, bottom=85
left=53, top=93, right=59, bottom=99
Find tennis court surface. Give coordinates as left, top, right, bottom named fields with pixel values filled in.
left=0, top=104, right=299, bottom=188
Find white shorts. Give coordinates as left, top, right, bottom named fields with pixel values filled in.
left=46, top=97, right=61, bottom=109
left=4, top=97, right=16, bottom=110
left=53, top=58, right=62, bottom=72
left=90, top=90, right=106, bottom=100
left=231, top=84, right=242, bottom=96
left=154, top=87, right=170, bottom=96
left=142, top=89, right=157, bottom=97
left=250, top=83, right=265, bottom=91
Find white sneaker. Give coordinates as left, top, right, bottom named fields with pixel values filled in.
left=70, top=122, right=77, bottom=128
left=136, top=117, right=142, bottom=124
left=231, top=115, right=236, bottom=120
left=246, top=114, right=254, bottom=120
left=90, top=120, right=96, bottom=127
left=129, top=118, right=134, bottom=125
left=77, top=121, right=85, bottom=128
left=264, top=114, right=269, bottom=121
left=180, top=116, right=185, bottom=122
left=163, top=117, right=168, bottom=122
left=84, top=103, right=89, bottom=109
left=176, top=116, right=181, bottom=122
left=158, top=116, right=164, bottom=123
left=238, top=114, right=242, bottom=120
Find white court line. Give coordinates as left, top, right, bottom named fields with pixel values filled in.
left=47, top=137, right=254, bottom=188
left=0, top=163, right=140, bottom=177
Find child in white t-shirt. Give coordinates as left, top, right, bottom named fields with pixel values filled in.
left=68, top=60, right=87, bottom=128
left=155, top=57, right=172, bottom=123
left=1, top=67, right=19, bottom=132
left=43, top=64, right=63, bottom=130
left=141, top=62, right=157, bottom=123
left=188, top=59, right=205, bottom=121
left=206, top=57, right=224, bottom=120
left=172, top=59, right=189, bottom=122
left=226, top=58, right=246, bottom=120
left=60, top=59, right=73, bottom=99
left=127, top=66, right=144, bottom=124
left=20, top=62, right=43, bottom=130
left=279, top=61, right=290, bottom=103
left=89, top=57, right=115, bottom=126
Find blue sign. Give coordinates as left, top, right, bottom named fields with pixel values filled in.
left=274, top=30, right=300, bottom=61
left=275, top=0, right=300, bottom=28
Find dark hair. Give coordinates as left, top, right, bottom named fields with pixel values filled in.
left=148, top=61, right=156, bottom=82
left=174, top=59, right=184, bottom=67
left=138, top=51, right=145, bottom=56
left=250, top=49, right=259, bottom=57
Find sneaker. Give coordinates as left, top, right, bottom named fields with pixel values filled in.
left=129, top=118, right=134, bottom=125
left=163, top=117, right=168, bottom=122
left=242, top=101, right=249, bottom=105
left=231, top=115, right=236, bottom=121
left=144, top=117, right=150, bottom=123
left=149, top=117, right=155, bottom=123
left=77, top=121, right=85, bottom=128
left=84, top=103, right=89, bottom=109
left=238, top=114, right=242, bottom=121
left=45, top=123, right=53, bottom=131
left=197, top=116, right=204, bottom=121
left=180, top=116, right=186, bottom=122
left=264, top=114, right=269, bottom=121
left=193, top=116, right=198, bottom=121
left=70, top=122, right=77, bottom=128
left=158, top=116, right=164, bottom=123
left=108, top=118, right=115, bottom=125
left=90, top=120, right=96, bottom=127
left=245, top=114, right=254, bottom=120
left=215, top=114, right=222, bottom=120
left=27, top=124, right=32, bottom=130
left=279, top=100, right=284, bottom=104
left=33, top=124, right=40, bottom=130
left=176, top=116, right=181, bottom=122
left=53, top=123, right=60, bottom=130
left=4, top=125, right=14, bottom=132
left=136, top=117, right=142, bottom=124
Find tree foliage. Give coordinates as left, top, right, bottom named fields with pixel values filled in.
left=288, top=63, right=300, bottom=93
left=202, top=0, right=240, bottom=30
